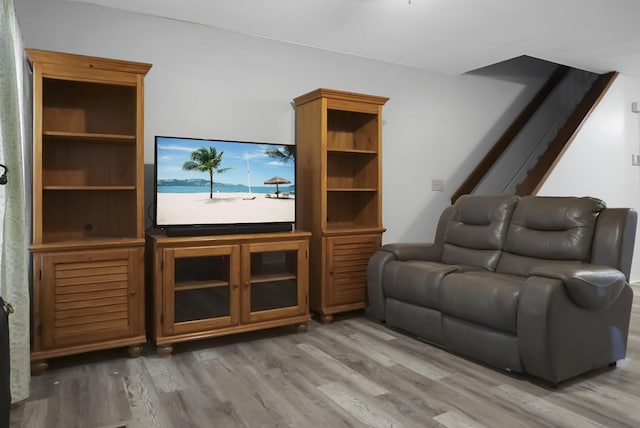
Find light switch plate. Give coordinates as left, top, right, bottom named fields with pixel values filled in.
left=432, top=179, right=444, bottom=192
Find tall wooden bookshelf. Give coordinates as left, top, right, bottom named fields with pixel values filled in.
left=27, top=49, right=151, bottom=373
left=294, top=88, right=388, bottom=323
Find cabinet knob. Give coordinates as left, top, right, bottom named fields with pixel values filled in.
left=130, top=290, right=136, bottom=296
left=232, top=284, right=239, bottom=289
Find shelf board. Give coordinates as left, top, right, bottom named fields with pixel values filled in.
left=251, top=272, right=297, bottom=284
left=175, top=279, right=230, bottom=291
left=327, top=148, right=377, bottom=154
left=324, top=224, right=385, bottom=235
left=43, top=131, right=136, bottom=143
left=327, top=188, right=378, bottom=192
left=31, top=237, right=144, bottom=251
left=43, top=185, right=136, bottom=191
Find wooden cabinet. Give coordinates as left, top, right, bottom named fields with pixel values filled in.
left=325, top=234, right=381, bottom=308
left=27, top=49, right=151, bottom=372
left=294, top=89, right=388, bottom=322
left=32, top=246, right=144, bottom=350
left=146, top=231, right=311, bottom=356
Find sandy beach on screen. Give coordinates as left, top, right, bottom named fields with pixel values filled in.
left=156, top=192, right=295, bottom=225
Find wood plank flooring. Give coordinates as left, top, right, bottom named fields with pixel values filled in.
left=10, top=283, right=640, bottom=427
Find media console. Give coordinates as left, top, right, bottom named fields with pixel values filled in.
left=145, top=230, right=311, bottom=355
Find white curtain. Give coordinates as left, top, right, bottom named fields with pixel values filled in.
left=0, top=0, right=31, bottom=402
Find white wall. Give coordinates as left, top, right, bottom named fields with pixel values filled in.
left=14, top=0, right=560, bottom=245
left=539, top=74, right=640, bottom=280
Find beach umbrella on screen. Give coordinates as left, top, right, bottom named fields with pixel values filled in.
left=264, top=176, right=290, bottom=198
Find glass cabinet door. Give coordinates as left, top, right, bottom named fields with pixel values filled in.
left=242, top=240, right=308, bottom=323
left=163, top=245, right=240, bottom=335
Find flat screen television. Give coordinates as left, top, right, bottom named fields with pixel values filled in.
left=154, top=136, right=296, bottom=236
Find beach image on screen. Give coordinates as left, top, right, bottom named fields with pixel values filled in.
left=155, top=137, right=295, bottom=226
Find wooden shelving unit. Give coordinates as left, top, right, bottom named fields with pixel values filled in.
left=27, top=49, right=151, bottom=373
left=294, top=88, right=388, bottom=323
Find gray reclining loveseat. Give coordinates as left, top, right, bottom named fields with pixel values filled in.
left=366, top=195, right=636, bottom=384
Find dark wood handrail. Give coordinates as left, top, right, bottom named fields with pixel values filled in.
left=451, top=65, right=570, bottom=204
left=516, top=71, right=618, bottom=196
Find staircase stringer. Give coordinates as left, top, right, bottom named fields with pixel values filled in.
left=518, top=71, right=618, bottom=196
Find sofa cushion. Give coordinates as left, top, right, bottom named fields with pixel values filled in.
left=382, top=260, right=458, bottom=310
left=440, top=270, right=525, bottom=334
left=497, top=196, right=605, bottom=276
left=441, top=195, right=519, bottom=271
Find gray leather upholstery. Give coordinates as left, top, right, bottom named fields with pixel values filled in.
left=591, top=208, right=638, bottom=280
left=518, top=276, right=633, bottom=383
left=383, top=261, right=457, bottom=310
left=442, top=195, right=518, bottom=270
left=530, top=263, right=626, bottom=310
left=440, top=271, right=524, bottom=334
left=365, top=250, right=397, bottom=322
left=442, top=315, right=522, bottom=372
left=367, top=195, right=637, bottom=384
left=497, top=196, right=605, bottom=276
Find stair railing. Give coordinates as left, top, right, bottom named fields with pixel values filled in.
left=501, top=70, right=598, bottom=194
left=451, top=65, right=569, bottom=204
left=515, top=71, right=617, bottom=195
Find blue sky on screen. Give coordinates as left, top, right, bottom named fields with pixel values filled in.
left=156, top=137, right=294, bottom=185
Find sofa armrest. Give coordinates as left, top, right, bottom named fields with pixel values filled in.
left=592, top=208, right=637, bottom=281
left=365, top=250, right=398, bottom=322
left=529, top=263, right=626, bottom=310
left=366, top=242, right=442, bottom=322
left=518, top=275, right=633, bottom=384
left=380, top=242, right=441, bottom=262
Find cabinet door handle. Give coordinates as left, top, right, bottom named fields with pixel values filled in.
left=232, top=284, right=239, bottom=289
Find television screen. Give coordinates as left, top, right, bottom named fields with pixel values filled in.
left=154, top=136, right=295, bottom=234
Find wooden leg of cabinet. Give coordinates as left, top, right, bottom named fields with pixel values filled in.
left=296, top=322, right=308, bottom=333
left=31, top=360, right=48, bottom=376
left=320, top=314, right=333, bottom=324
left=127, top=345, right=144, bottom=358
left=157, top=344, right=173, bottom=357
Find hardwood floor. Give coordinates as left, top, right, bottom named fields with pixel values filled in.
left=11, top=283, right=640, bottom=427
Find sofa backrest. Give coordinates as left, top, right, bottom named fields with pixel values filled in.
left=496, top=196, right=605, bottom=276
left=441, top=195, right=519, bottom=271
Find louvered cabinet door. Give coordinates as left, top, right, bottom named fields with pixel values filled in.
left=36, top=248, right=144, bottom=350
left=325, top=234, right=381, bottom=308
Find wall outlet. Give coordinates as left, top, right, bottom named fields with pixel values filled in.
left=432, top=179, right=444, bottom=192
left=632, top=154, right=640, bottom=166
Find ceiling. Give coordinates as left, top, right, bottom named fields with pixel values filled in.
left=68, top=0, right=640, bottom=76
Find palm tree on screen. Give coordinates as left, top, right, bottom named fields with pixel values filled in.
left=265, top=145, right=295, bottom=163
left=182, top=146, right=233, bottom=199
